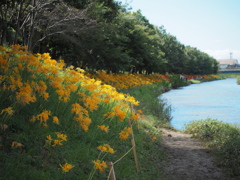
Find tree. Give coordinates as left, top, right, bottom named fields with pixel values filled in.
left=0, top=0, right=97, bottom=51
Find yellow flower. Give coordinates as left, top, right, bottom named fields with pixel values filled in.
left=60, top=163, right=74, bottom=172
left=11, top=141, right=23, bottom=148
left=52, top=140, right=63, bottom=147
left=84, top=95, right=100, bottom=111
left=119, top=127, right=132, bottom=140
left=104, top=99, right=110, bottom=103
left=97, top=144, right=114, bottom=154
left=56, top=132, right=67, bottom=141
left=42, top=92, right=49, bottom=100
left=104, top=111, right=115, bottom=118
left=150, top=133, right=157, bottom=141
left=71, top=103, right=82, bottom=115
left=66, top=84, right=77, bottom=92
left=114, top=105, right=126, bottom=121
left=1, top=107, right=14, bottom=115
left=152, top=136, right=157, bottom=141
left=55, top=89, right=64, bottom=96
left=52, top=116, right=59, bottom=124
left=98, top=125, right=109, bottom=133
left=93, top=160, right=107, bottom=172
left=36, top=110, right=51, bottom=123
left=74, top=116, right=91, bottom=131
left=15, top=83, right=36, bottom=104
left=130, top=112, right=139, bottom=121
left=46, top=135, right=52, bottom=141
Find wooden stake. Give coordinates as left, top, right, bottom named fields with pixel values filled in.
left=128, top=117, right=140, bottom=173
left=131, top=129, right=140, bottom=172
left=107, top=162, right=116, bottom=180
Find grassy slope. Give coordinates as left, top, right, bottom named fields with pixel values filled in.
left=0, top=46, right=167, bottom=180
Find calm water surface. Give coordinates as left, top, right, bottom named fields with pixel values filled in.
left=159, top=78, right=240, bottom=130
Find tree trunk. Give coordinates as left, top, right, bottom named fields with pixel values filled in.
left=27, top=0, right=36, bottom=50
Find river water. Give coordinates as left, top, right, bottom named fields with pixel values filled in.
left=159, top=78, right=240, bottom=130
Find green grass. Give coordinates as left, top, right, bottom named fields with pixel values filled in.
left=184, top=118, right=240, bottom=177
left=217, top=73, right=240, bottom=78
left=121, top=80, right=173, bottom=128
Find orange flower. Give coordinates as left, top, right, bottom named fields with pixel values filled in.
left=60, top=163, right=74, bottom=172
left=15, top=83, right=36, bottom=104
left=93, top=160, right=107, bottom=172
left=97, top=144, right=114, bottom=154
left=11, top=141, right=23, bottom=148
left=46, top=135, right=52, bottom=141
left=36, top=110, right=51, bottom=123
left=52, top=140, right=63, bottom=147
left=119, top=127, right=132, bottom=140
left=130, top=112, right=139, bottom=121
left=56, top=132, right=67, bottom=141
left=74, top=116, right=92, bottom=131
left=152, top=136, right=157, bottom=141
left=1, top=107, right=14, bottom=115
left=98, top=125, right=109, bottom=133
left=104, top=111, right=115, bottom=118
left=114, top=105, right=126, bottom=121
left=52, top=116, right=59, bottom=124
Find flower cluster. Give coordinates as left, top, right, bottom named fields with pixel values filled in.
left=181, top=74, right=220, bottom=80
left=92, top=160, right=107, bottom=172
left=11, top=141, right=23, bottom=148
left=87, top=71, right=170, bottom=90
left=60, top=163, right=74, bottom=172
left=119, top=127, right=132, bottom=140
left=98, top=125, right=109, bottom=132
left=1, top=107, right=14, bottom=116
left=97, top=144, right=115, bottom=154
left=46, top=132, right=67, bottom=147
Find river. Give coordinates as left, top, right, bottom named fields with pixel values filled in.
left=159, top=78, right=240, bottom=130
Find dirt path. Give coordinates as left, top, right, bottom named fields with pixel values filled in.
left=160, top=128, right=229, bottom=180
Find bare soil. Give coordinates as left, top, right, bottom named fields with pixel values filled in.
left=160, top=128, right=230, bottom=180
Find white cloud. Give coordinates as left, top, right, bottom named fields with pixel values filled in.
left=203, top=49, right=240, bottom=60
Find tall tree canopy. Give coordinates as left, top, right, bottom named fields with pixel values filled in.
left=0, top=0, right=219, bottom=75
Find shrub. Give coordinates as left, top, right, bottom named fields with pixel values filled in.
left=184, top=118, right=240, bottom=176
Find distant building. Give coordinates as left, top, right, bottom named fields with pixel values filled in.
left=217, top=59, right=239, bottom=69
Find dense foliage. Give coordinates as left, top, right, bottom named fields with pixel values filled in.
left=0, top=0, right=218, bottom=75
left=184, top=119, right=240, bottom=177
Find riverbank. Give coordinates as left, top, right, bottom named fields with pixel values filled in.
left=156, top=78, right=240, bottom=179
left=128, top=76, right=240, bottom=179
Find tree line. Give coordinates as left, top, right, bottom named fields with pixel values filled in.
left=0, top=0, right=219, bottom=74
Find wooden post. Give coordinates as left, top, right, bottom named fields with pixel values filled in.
left=131, top=129, right=140, bottom=173
left=128, top=117, right=140, bottom=173
left=128, top=99, right=140, bottom=172
left=107, top=162, right=116, bottom=180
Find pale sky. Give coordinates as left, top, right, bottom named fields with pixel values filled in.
left=118, top=0, right=240, bottom=60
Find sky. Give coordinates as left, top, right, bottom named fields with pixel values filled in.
left=118, top=0, right=240, bottom=60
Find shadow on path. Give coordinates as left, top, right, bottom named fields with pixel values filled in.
left=161, top=128, right=229, bottom=180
